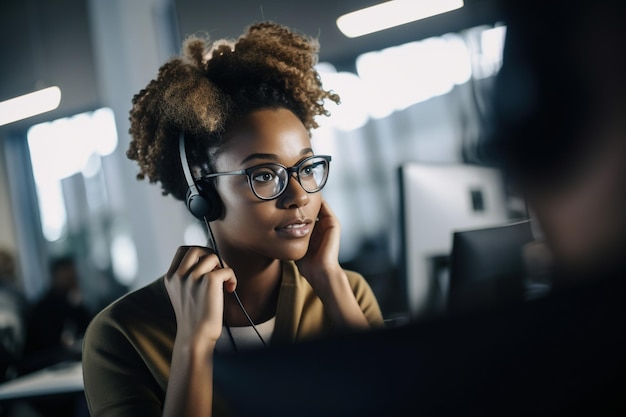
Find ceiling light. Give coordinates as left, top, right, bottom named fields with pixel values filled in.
left=0, top=86, right=61, bottom=127
left=337, top=0, right=464, bottom=38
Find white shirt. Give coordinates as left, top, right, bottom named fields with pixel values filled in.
left=215, top=316, right=275, bottom=353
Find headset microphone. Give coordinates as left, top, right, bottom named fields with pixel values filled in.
left=178, top=132, right=222, bottom=221
left=178, top=131, right=266, bottom=347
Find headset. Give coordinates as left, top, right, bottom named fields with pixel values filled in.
left=178, top=131, right=266, bottom=349
left=178, top=132, right=223, bottom=222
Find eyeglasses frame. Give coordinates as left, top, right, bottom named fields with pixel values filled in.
left=198, top=154, right=332, bottom=201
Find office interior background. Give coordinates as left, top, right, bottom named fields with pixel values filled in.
left=0, top=0, right=518, bottom=322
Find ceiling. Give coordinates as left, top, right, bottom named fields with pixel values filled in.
left=175, top=0, right=503, bottom=69
left=0, top=0, right=503, bottom=133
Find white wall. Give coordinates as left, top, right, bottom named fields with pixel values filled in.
left=87, top=0, right=197, bottom=289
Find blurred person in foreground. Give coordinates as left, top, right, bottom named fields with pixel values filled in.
left=488, top=0, right=626, bottom=284
left=206, top=1, right=625, bottom=416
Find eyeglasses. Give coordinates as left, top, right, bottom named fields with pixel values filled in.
left=200, top=155, right=331, bottom=201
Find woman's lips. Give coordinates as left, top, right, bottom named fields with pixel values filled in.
left=276, top=220, right=312, bottom=238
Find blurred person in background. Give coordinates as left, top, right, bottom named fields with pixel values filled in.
left=0, top=247, right=29, bottom=382
left=22, top=255, right=93, bottom=374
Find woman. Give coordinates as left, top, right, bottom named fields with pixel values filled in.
left=82, top=21, right=384, bottom=417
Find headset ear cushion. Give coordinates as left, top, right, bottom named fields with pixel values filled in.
left=187, top=181, right=222, bottom=221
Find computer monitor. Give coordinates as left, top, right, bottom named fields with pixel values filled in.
left=447, top=220, right=535, bottom=314
left=212, top=283, right=620, bottom=417
left=398, top=162, right=510, bottom=317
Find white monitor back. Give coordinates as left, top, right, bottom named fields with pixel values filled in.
left=399, top=163, right=510, bottom=317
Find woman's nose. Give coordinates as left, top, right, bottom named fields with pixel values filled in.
left=279, top=174, right=309, bottom=209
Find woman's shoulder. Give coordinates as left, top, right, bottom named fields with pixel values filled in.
left=82, top=277, right=175, bottom=413
left=343, top=269, right=367, bottom=285
left=343, top=269, right=377, bottom=299
left=86, top=276, right=172, bottom=337
left=342, top=269, right=385, bottom=326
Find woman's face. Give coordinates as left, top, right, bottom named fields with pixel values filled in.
left=211, top=108, right=323, bottom=262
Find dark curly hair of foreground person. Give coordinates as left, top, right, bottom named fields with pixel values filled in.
left=127, top=21, right=341, bottom=202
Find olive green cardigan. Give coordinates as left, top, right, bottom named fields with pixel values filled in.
left=82, top=260, right=384, bottom=417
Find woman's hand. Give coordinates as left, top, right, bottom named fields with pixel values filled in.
left=296, top=200, right=371, bottom=330
left=164, top=246, right=237, bottom=347
left=296, top=199, right=342, bottom=283
left=163, top=246, right=235, bottom=417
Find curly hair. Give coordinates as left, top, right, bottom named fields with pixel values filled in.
left=127, top=21, right=340, bottom=201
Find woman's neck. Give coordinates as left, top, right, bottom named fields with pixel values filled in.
left=220, top=250, right=282, bottom=327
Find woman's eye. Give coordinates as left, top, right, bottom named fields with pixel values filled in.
left=300, top=162, right=321, bottom=177
left=252, top=170, right=276, bottom=183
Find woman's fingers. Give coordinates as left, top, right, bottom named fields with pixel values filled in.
left=166, top=246, right=191, bottom=277
left=167, top=246, right=224, bottom=280
left=164, top=246, right=237, bottom=342
left=320, top=198, right=337, bottom=217
left=188, top=252, right=224, bottom=281
left=195, top=266, right=237, bottom=292
left=166, top=246, right=234, bottom=292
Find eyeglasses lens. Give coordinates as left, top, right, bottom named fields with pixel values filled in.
left=249, top=157, right=328, bottom=199
left=299, top=158, right=328, bottom=191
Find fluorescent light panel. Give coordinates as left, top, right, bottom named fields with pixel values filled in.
left=337, top=0, right=464, bottom=38
left=0, top=86, right=61, bottom=127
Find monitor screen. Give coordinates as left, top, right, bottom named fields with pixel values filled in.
left=398, top=162, right=511, bottom=317
left=447, top=220, right=535, bottom=314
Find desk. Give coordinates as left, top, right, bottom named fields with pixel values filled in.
left=0, top=361, right=83, bottom=401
